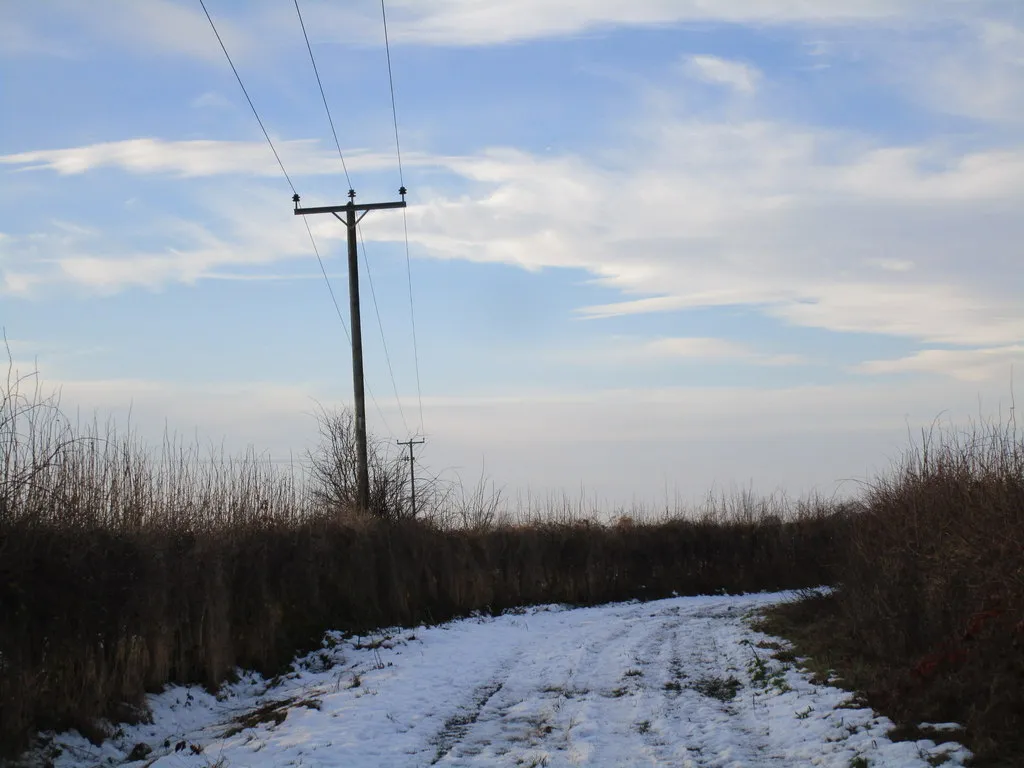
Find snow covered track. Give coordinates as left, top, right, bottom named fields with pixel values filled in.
left=38, top=593, right=970, bottom=768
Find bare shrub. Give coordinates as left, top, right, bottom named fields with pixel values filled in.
left=305, top=405, right=419, bottom=521
left=765, top=421, right=1024, bottom=764
left=450, top=466, right=505, bottom=530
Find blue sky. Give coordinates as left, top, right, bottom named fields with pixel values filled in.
left=3, top=1, right=1024, bottom=507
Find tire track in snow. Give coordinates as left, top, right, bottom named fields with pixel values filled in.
left=642, top=601, right=801, bottom=766
left=430, top=602, right=649, bottom=765
left=430, top=673, right=509, bottom=764
left=435, top=600, right=798, bottom=766
left=514, top=601, right=697, bottom=766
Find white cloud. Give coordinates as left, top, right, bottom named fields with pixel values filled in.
left=684, top=55, right=762, bottom=94
left=25, top=0, right=249, bottom=63
left=0, top=138, right=407, bottom=179
left=6, top=9, right=1024, bottom=349
left=833, top=146, right=1024, bottom=201
left=6, top=117, right=1024, bottom=349
left=312, top=0, right=993, bottom=47
left=371, top=124, right=1024, bottom=348
left=866, top=258, right=913, bottom=272
left=641, top=337, right=805, bottom=366
left=1, top=271, right=40, bottom=296
left=879, top=19, right=1024, bottom=124
left=647, top=337, right=759, bottom=358
left=6, top=0, right=1012, bottom=71
left=859, top=346, right=1024, bottom=382
left=944, top=21, right=1024, bottom=122
left=190, top=91, right=235, bottom=110
left=0, top=17, right=75, bottom=57
left=0, top=187, right=351, bottom=293
left=553, top=337, right=807, bottom=368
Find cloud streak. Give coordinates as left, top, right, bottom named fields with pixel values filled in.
left=641, top=337, right=805, bottom=366
left=6, top=118, right=1024, bottom=352
left=684, top=55, right=762, bottom=93
left=10, top=0, right=250, bottom=62
left=330, top=0, right=1003, bottom=47
left=379, top=124, right=1024, bottom=348
left=897, top=19, right=1024, bottom=124
left=859, top=346, right=1024, bottom=382
left=0, top=139, right=403, bottom=179
left=0, top=186, right=351, bottom=294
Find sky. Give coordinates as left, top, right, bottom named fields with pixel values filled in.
left=2, top=0, right=1024, bottom=510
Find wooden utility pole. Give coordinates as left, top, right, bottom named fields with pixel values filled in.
left=397, top=437, right=425, bottom=518
left=293, top=187, right=407, bottom=513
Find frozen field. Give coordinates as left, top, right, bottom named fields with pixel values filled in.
left=37, top=592, right=969, bottom=767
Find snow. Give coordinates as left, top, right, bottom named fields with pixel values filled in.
left=34, top=591, right=970, bottom=767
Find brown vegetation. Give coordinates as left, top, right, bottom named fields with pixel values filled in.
left=7, top=353, right=1023, bottom=765
left=759, top=424, right=1024, bottom=766
left=0, top=364, right=848, bottom=757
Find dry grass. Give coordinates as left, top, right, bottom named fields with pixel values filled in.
left=0, top=364, right=848, bottom=757
left=759, top=424, right=1024, bottom=767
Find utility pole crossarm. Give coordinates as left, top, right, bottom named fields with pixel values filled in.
left=295, top=200, right=407, bottom=215
left=293, top=186, right=407, bottom=216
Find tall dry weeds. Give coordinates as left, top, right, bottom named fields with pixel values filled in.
left=762, top=422, right=1024, bottom=765
left=0, top=363, right=848, bottom=757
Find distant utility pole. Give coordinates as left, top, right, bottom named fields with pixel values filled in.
left=397, top=437, right=425, bottom=518
left=293, top=187, right=407, bottom=513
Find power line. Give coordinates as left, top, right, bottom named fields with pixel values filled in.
left=200, top=0, right=346, bottom=338
left=380, top=0, right=425, bottom=435
left=380, top=0, right=404, bottom=187
left=304, top=212, right=395, bottom=440
left=401, top=210, right=424, bottom=435
left=293, top=0, right=404, bottom=439
left=199, top=0, right=295, bottom=194
left=293, top=0, right=352, bottom=189
left=300, top=217, right=350, bottom=343
left=366, top=375, right=396, bottom=440
left=307, top=216, right=397, bottom=441
left=199, top=0, right=395, bottom=441
left=293, top=0, right=406, bottom=442
left=358, top=225, right=409, bottom=436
